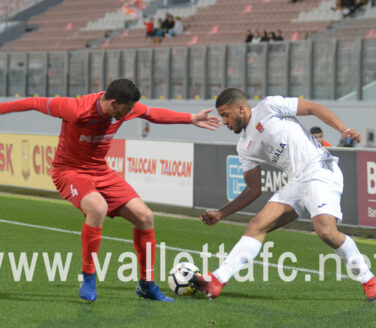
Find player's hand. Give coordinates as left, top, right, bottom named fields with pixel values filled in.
left=191, top=108, right=221, bottom=131
left=342, top=128, right=361, bottom=143
left=200, top=210, right=223, bottom=225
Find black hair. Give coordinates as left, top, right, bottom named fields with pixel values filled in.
left=215, top=88, right=247, bottom=108
left=104, top=78, right=140, bottom=104
left=310, top=126, right=323, bottom=134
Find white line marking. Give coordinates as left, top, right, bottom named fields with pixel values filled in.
left=368, top=200, right=376, bottom=203
left=0, top=218, right=350, bottom=279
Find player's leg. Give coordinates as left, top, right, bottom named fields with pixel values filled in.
left=80, top=192, right=107, bottom=271
left=118, top=198, right=174, bottom=301
left=52, top=170, right=106, bottom=301
left=97, top=170, right=172, bottom=302
left=118, top=198, right=155, bottom=281
left=244, top=203, right=297, bottom=241
left=192, top=202, right=295, bottom=298
left=266, top=210, right=298, bottom=233
left=77, top=192, right=108, bottom=302
left=312, top=214, right=376, bottom=302
left=311, top=214, right=345, bottom=248
left=306, top=163, right=375, bottom=302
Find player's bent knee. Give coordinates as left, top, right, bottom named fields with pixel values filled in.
left=315, top=226, right=338, bottom=245
left=90, top=202, right=108, bottom=219
left=133, top=208, right=154, bottom=230
left=81, top=194, right=108, bottom=220
left=139, top=209, right=154, bottom=228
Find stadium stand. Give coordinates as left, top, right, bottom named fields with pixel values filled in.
left=104, top=0, right=331, bottom=49
left=0, top=0, right=375, bottom=52
left=0, top=0, right=133, bottom=51
left=0, top=0, right=42, bottom=20
left=319, top=3, right=376, bottom=40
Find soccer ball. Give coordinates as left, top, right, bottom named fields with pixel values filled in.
left=168, top=262, right=200, bottom=296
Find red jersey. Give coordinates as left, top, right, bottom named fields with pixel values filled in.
left=143, top=21, right=154, bottom=33
left=0, top=93, right=191, bottom=172
left=321, top=139, right=332, bottom=147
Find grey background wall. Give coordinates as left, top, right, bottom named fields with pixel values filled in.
left=330, top=149, right=359, bottom=226
left=194, top=144, right=359, bottom=226
left=0, top=98, right=375, bottom=147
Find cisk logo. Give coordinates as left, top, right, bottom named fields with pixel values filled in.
left=21, top=140, right=30, bottom=180
left=367, top=161, right=376, bottom=195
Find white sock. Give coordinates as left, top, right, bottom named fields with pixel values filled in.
left=335, top=235, right=374, bottom=284
left=213, top=236, right=262, bottom=284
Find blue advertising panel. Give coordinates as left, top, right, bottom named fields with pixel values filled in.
left=226, top=155, right=246, bottom=201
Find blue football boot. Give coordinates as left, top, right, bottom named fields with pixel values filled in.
left=136, top=280, right=174, bottom=302
left=79, top=272, right=97, bottom=301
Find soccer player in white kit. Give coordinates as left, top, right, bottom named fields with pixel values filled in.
left=191, top=88, right=376, bottom=302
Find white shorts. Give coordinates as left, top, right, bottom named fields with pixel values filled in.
left=269, top=161, right=344, bottom=221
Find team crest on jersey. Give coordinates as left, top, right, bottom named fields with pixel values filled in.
left=256, top=122, right=264, bottom=133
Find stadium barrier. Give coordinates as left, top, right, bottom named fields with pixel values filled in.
left=0, top=39, right=376, bottom=101
left=1, top=98, right=375, bottom=150
left=1, top=133, right=375, bottom=228
left=194, top=143, right=376, bottom=228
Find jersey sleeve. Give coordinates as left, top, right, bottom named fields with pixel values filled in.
left=237, top=143, right=259, bottom=172
left=0, top=97, right=81, bottom=122
left=127, top=102, right=191, bottom=124
left=265, top=96, right=298, bottom=117
left=239, top=154, right=259, bottom=172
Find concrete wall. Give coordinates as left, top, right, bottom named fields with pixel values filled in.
left=0, top=98, right=375, bottom=147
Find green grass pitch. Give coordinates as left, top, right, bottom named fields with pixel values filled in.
left=0, top=193, right=375, bottom=328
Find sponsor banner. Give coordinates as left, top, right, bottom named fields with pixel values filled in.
left=0, top=133, right=58, bottom=191
left=227, top=155, right=246, bottom=201
left=226, top=155, right=288, bottom=201
left=105, top=139, right=126, bottom=178
left=125, top=140, right=193, bottom=207
left=357, top=151, right=376, bottom=227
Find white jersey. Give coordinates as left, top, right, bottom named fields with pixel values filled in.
left=237, top=96, right=336, bottom=180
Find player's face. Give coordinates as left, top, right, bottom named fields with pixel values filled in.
left=217, top=104, right=243, bottom=134
left=111, top=102, right=135, bottom=120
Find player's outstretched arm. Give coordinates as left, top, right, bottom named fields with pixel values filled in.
left=191, top=108, right=221, bottom=131
left=0, top=98, right=51, bottom=115
left=0, top=97, right=79, bottom=122
left=296, top=99, right=361, bottom=143
left=138, top=104, right=220, bottom=130
left=200, top=166, right=262, bottom=225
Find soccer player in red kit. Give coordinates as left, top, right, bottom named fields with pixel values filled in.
left=0, top=78, right=220, bottom=302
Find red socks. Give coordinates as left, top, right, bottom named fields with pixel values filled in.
left=81, top=224, right=155, bottom=279
left=81, top=223, right=102, bottom=274
left=133, top=228, right=156, bottom=281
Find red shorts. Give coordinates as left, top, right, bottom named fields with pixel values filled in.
left=52, top=167, right=139, bottom=218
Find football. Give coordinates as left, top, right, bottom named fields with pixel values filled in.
left=168, top=262, right=201, bottom=296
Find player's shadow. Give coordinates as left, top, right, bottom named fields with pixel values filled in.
left=218, top=291, right=357, bottom=302
left=57, top=284, right=156, bottom=302
left=0, top=291, right=83, bottom=304
left=204, top=291, right=272, bottom=300
left=97, top=285, right=136, bottom=292
left=53, top=283, right=137, bottom=293
left=277, top=295, right=357, bottom=302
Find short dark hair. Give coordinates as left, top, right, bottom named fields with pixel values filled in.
left=215, top=88, right=247, bottom=108
left=104, top=78, right=140, bottom=104
left=310, top=126, right=323, bottom=134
